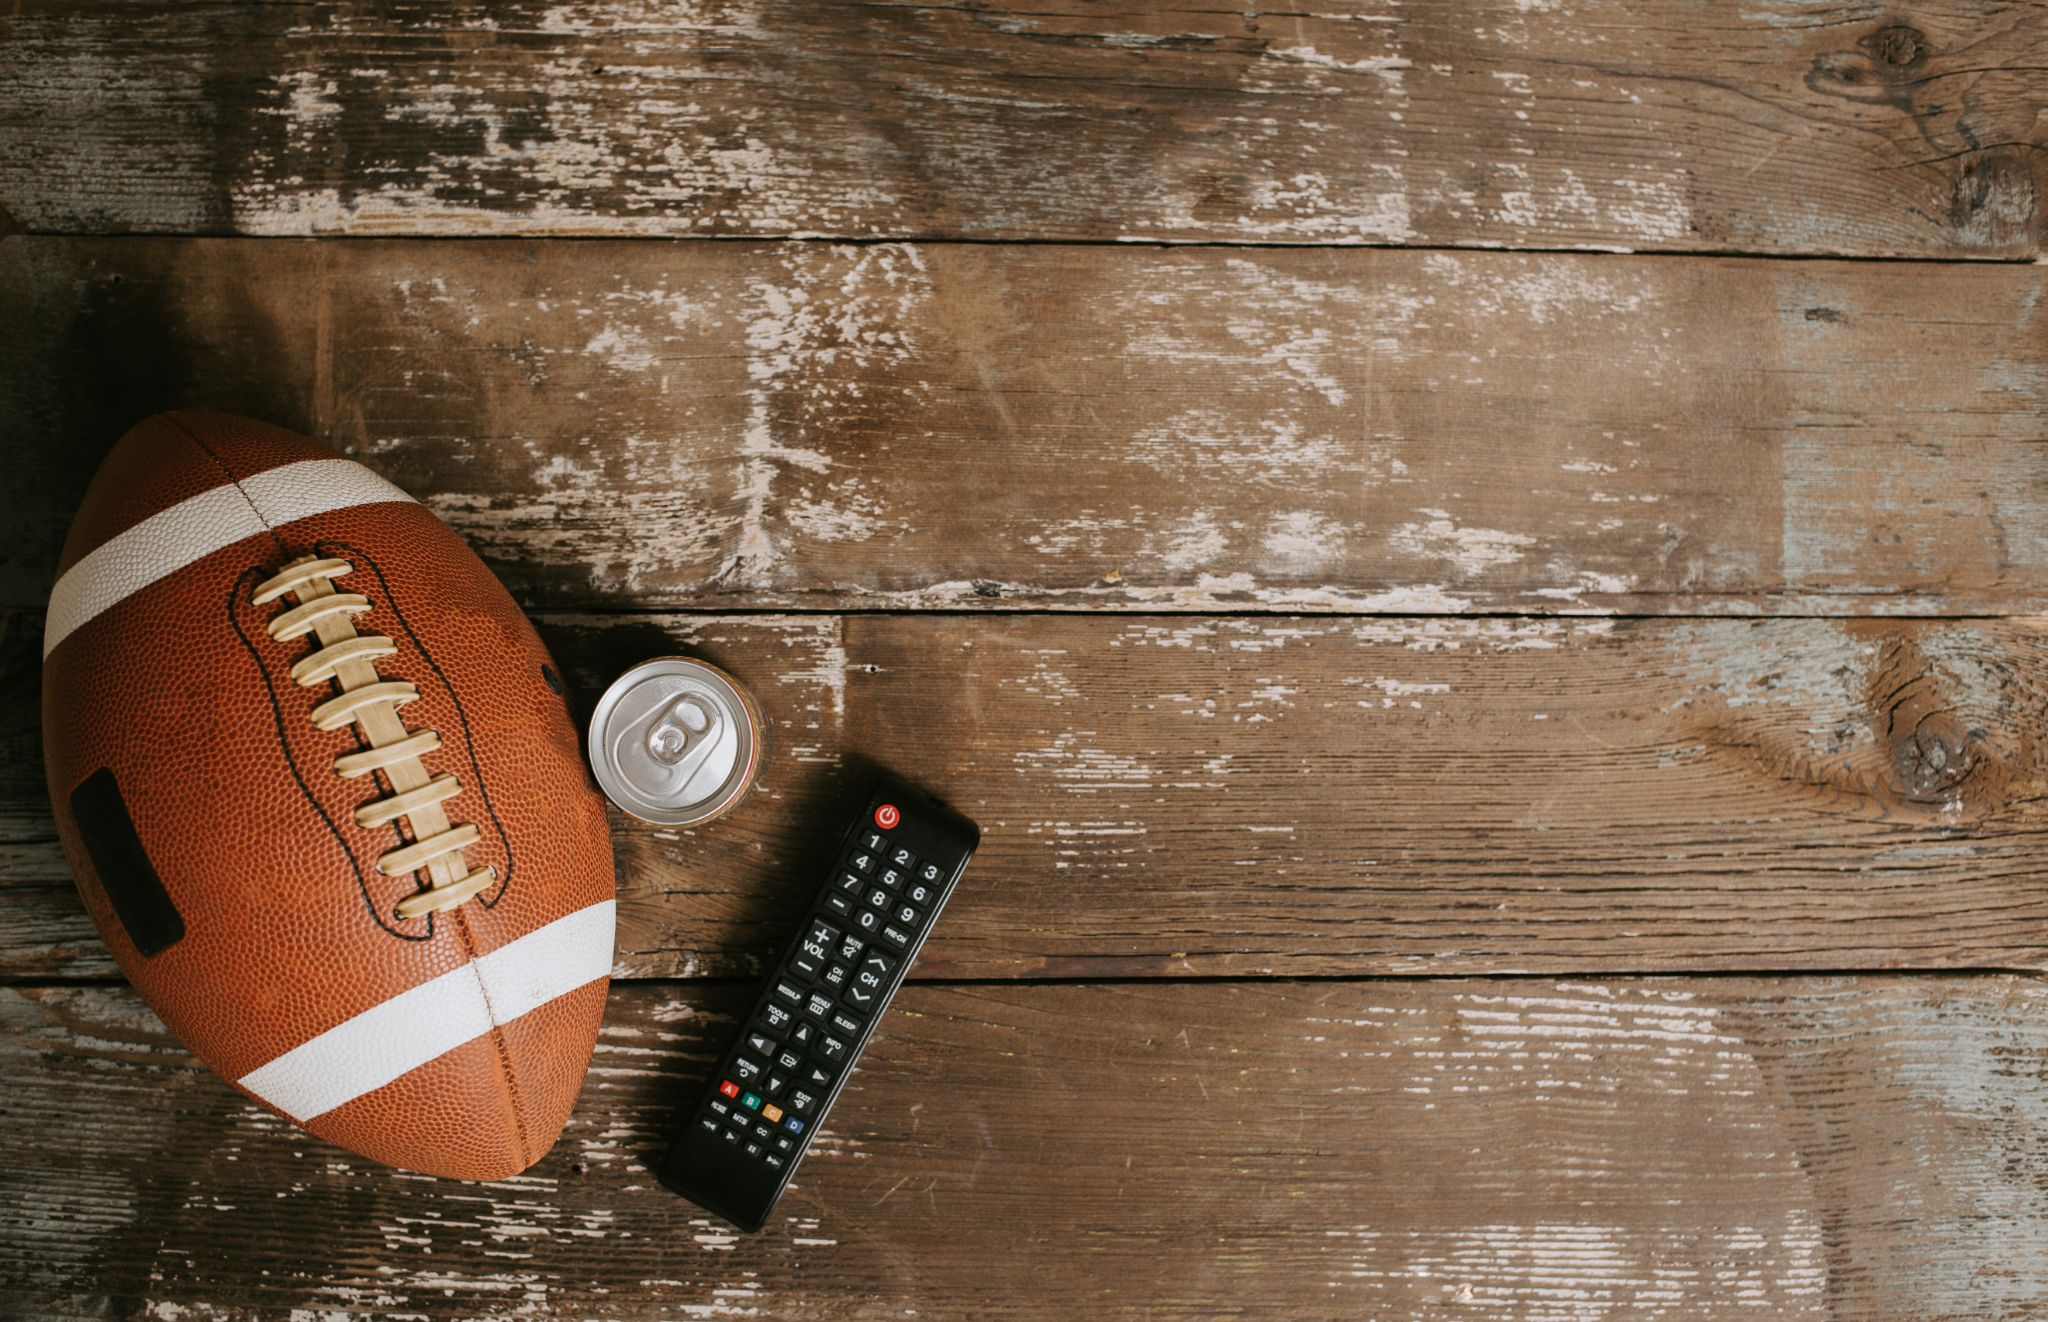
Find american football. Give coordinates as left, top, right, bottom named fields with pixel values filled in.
left=41, top=412, right=617, bottom=1181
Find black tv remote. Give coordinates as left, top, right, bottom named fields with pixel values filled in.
left=657, top=776, right=979, bottom=1231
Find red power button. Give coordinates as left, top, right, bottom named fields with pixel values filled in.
left=874, top=803, right=901, bottom=829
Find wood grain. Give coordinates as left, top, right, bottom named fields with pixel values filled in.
left=12, top=610, right=2048, bottom=981
left=7, top=237, right=2046, bottom=615
left=1, top=1, right=2043, bottom=255
left=6, top=976, right=2046, bottom=1319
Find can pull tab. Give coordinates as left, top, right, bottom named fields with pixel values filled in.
left=642, top=694, right=724, bottom=784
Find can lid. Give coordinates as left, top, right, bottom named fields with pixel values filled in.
left=587, top=659, right=761, bottom=826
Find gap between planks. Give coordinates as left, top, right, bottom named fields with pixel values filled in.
left=7, top=230, right=2043, bottom=267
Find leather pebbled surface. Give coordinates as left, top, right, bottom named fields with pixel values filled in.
left=42, top=413, right=617, bottom=1181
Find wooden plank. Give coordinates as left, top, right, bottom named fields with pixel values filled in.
left=12, top=611, right=2048, bottom=981
left=1, top=1, right=2042, bottom=255
left=6, top=237, right=2046, bottom=615
left=5, top=976, right=2045, bottom=1319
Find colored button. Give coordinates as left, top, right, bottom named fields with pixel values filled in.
left=718, top=1080, right=740, bottom=1099
left=762, top=1103, right=784, bottom=1123
left=784, top=1116, right=807, bottom=1134
left=741, top=1091, right=763, bottom=1110
left=875, top=803, right=900, bottom=829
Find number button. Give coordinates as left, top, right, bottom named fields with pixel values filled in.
left=867, top=886, right=890, bottom=910
left=918, top=861, right=942, bottom=883
left=906, top=881, right=935, bottom=907
left=850, top=852, right=877, bottom=875
left=854, top=909, right=881, bottom=934
left=860, top=830, right=887, bottom=852
left=890, top=846, right=916, bottom=868
left=894, top=903, right=921, bottom=928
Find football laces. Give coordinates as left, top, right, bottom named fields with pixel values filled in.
left=253, top=555, right=495, bottom=919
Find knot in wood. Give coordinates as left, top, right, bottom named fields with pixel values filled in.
left=1896, top=728, right=1973, bottom=800
left=1866, top=25, right=1926, bottom=70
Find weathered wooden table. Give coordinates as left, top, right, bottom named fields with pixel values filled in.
left=3, top=3, right=2046, bottom=1317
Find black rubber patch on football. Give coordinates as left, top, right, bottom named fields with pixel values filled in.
left=69, top=767, right=185, bottom=957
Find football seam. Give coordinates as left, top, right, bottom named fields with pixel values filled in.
left=450, top=912, right=539, bottom=1168
left=168, top=413, right=291, bottom=561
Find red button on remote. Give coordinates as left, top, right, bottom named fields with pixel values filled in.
left=718, top=1080, right=741, bottom=1099
left=874, top=803, right=901, bottom=829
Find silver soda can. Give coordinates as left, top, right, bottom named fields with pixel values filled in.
left=587, top=657, right=765, bottom=827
